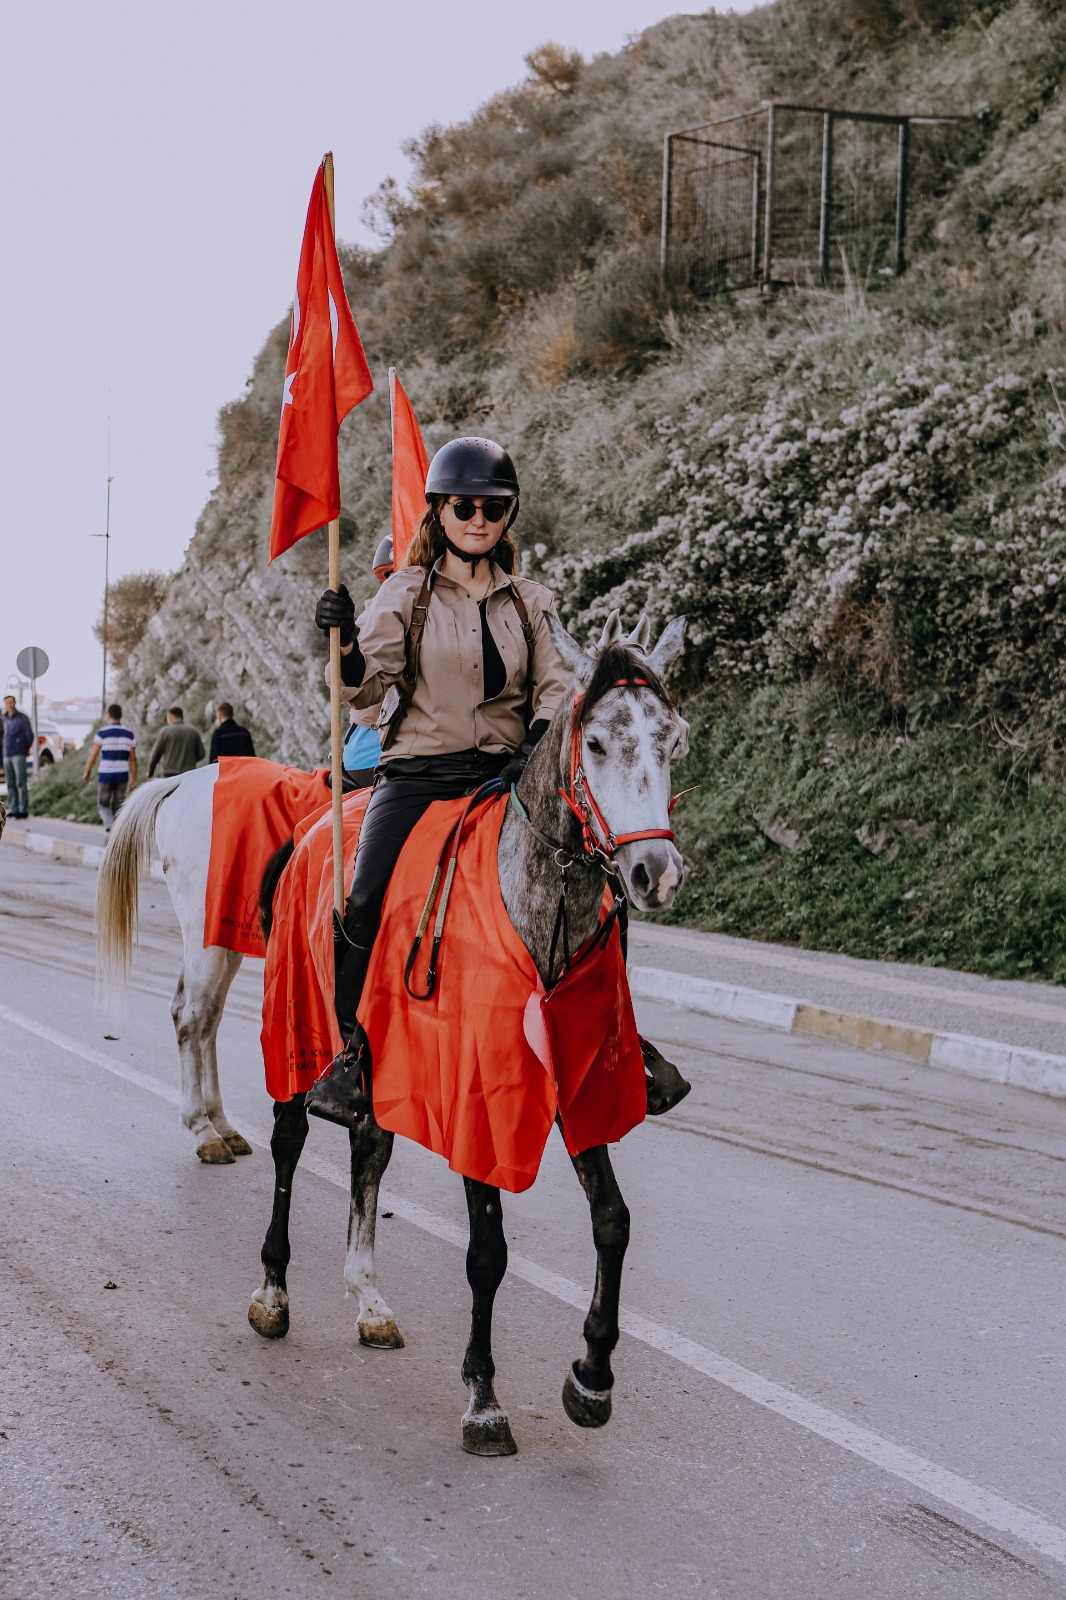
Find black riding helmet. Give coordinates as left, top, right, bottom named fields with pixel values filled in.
left=425, top=436, right=520, bottom=533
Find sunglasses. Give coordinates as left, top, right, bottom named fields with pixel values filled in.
left=446, top=496, right=511, bottom=524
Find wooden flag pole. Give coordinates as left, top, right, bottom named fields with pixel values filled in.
left=322, top=152, right=346, bottom=920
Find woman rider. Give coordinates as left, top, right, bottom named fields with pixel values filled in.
left=307, top=436, right=567, bottom=1123
left=310, top=435, right=690, bottom=1125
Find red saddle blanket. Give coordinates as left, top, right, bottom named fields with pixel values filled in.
left=261, top=788, right=372, bottom=1097
left=203, top=758, right=331, bottom=957
left=260, top=792, right=646, bottom=1193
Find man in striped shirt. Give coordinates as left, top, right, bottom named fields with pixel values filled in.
left=83, top=703, right=138, bottom=832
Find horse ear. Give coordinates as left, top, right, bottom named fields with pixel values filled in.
left=546, top=611, right=595, bottom=686
left=647, top=616, right=687, bottom=679
left=595, top=610, right=623, bottom=652
left=625, top=613, right=652, bottom=653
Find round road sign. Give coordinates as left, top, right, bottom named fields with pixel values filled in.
left=16, top=646, right=49, bottom=679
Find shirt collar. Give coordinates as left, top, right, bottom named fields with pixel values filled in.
left=429, top=554, right=514, bottom=595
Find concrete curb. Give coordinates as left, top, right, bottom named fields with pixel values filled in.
left=628, top=965, right=1066, bottom=1103
left=2, top=824, right=166, bottom=882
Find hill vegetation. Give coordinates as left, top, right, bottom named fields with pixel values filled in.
left=108, top=0, right=1066, bottom=979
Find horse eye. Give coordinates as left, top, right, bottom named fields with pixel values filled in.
left=586, top=736, right=606, bottom=757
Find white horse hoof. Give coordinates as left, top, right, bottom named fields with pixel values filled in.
left=197, top=1136, right=236, bottom=1165
left=248, top=1288, right=289, bottom=1340
left=222, top=1130, right=253, bottom=1157
left=358, top=1316, right=405, bottom=1349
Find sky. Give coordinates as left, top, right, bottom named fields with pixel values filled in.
left=0, top=0, right=762, bottom=701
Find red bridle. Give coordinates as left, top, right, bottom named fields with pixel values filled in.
left=558, top=680, right=694, bottom=864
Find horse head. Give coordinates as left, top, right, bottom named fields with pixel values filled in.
left=546, top=610, right=690, bottom=913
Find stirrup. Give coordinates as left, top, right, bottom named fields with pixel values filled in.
left=642, top=1037, right=691, bottom=1117
left=306, top=1034, right=369, bottom=1127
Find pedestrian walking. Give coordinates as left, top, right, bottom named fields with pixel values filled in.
left=147, top=706, right=204, bottom=778
left=2, top=696, right=34, bottom=818
left=82, top=703, right=137, bottom=831
left=208, top=703, right=256, bottom=763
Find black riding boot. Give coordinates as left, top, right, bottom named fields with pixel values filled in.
left=615, top=900, right=691, bottom=1116
left=305, top=914, right=374, bottom=1127
left=642, top=1037, right=691, bottom=1116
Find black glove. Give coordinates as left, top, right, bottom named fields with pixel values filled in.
left=315, top=585, right=356, bottom=647
left=498, top=719, right=549, bottom=791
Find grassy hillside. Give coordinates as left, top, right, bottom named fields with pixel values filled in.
left=108, top=0, right=1066, bottom=980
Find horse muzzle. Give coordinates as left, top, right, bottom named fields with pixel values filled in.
left=615, top=839, right=685, bottom=912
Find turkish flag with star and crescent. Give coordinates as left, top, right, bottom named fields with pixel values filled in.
left=269, top=160, right=374, bottom=562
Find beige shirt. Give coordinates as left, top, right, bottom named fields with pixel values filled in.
left=334, top=558, right=569, bottom=763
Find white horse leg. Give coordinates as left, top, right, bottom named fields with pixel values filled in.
left=344, top=1114, right=403, bottom=1348
left=198, top=947, right=252, bottom=1155
left=153, top=766, right=248, bottom=1163
left=170, top=943, right=247, bottom=1163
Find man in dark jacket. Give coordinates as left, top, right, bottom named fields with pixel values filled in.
left=147, top=706, right=205, bottom=778
left=208, top=702, right=256, bottom=763
left=2, top=696, right=34, bottom=818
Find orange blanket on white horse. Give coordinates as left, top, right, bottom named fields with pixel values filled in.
left=260, top=790, right=646, bottom=1193
left=260, top=788, right=372, bottom=1099
left=203, top=758, right=331, bottom=957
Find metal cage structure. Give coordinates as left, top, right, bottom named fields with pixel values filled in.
left=661, top=102, right=981, bottom=294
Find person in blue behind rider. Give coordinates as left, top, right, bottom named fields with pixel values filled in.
left=339, top=535, right=394, bottom=790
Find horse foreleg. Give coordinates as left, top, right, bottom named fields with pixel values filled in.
left=460, top=1178, right=516, bottom=1456
left=563, top=1143, right=630, bottom=1429
left=199, top=948, right=252, bottom=1156
left=344, top=1112, right=403, bottom=1348
left=248, top=1095, right=309, bottom=1339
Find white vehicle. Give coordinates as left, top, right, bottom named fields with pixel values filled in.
left=28, top=720, right=65, bottom=770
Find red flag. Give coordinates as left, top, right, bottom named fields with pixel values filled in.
left=389, top=368, right=430, bottom=570
left=269, top=160, right=373, bottom=562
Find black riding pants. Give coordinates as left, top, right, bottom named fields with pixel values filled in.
left=334, top=749, right=509, bottom=1036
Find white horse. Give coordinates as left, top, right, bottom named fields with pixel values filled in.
left=97, top=764, right=254, bottom=1164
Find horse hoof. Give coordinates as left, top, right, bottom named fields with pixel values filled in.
left=462, top=1412, right=518, bottom=1457
left=197, top=1137, right=236, bottom=1165
left=248, top=1291, right=289, bottom=1340
left=358, top=1317, right=405, bottom=1349
left=223, top=1131, right=253, bottom=1157
left=562, top=1367, right=612, bottom=1429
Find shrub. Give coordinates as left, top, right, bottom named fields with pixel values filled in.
left=93, top=570, right=171, bottom=674
left=543, top=349, right=1066, bottom=722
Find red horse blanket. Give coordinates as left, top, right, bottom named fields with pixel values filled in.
left=203, top=758, right=331, bottom=957
left=260, top=789, right=371, bottom=1099
left=260, top=791, right=646, bottom=1193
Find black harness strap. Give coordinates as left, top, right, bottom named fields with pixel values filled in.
left=379, top=571, right=433, bottom=753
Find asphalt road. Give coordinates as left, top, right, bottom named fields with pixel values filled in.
left=2, top=844, right=1066, bottom=1599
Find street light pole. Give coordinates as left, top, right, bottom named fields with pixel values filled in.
left=100, top=472, right=112, bottom=717
left=94, top=423, right=113, bottom=720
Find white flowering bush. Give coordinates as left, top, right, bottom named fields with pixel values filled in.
left=543, top=352, right=1066, bottom=718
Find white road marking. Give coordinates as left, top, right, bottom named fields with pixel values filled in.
left=4, top=998, right=1065, bottom=1570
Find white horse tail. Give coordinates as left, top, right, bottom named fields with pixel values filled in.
left=96, top=777, right=183, bottom=980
